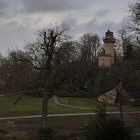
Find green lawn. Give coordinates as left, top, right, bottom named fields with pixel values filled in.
left=0, top=96, right=139, bottom=117
left=0, top=96, right=42, bottom=114
left=0, top=96, right=93, bottom=116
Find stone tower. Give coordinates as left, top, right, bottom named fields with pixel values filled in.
left=98, top=30, right=116, bottom=67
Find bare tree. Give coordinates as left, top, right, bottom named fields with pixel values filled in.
left=22, top=24, right=70, bottom=128
left=124, top=0, right=140, bottom=46
left=128, top=0, right=140, bottom=34
left=118, top=28, right=134, bottom=60
left=79, top=33, right=101, bottom=63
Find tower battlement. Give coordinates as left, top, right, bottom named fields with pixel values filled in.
left=103, top=30, right=116, bottom=43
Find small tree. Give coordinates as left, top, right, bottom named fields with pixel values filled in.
left=0, top=51, right=34, bottom=112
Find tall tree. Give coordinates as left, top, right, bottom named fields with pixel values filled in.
left=118, top=29, right=134, bottom=60
left=129, top=0, right=140, bottom=34
left=125, top=0, right=140, bottom=46
left=22, top=24, right=69, bottom=128
left=79, top=33, right=100, bottom=63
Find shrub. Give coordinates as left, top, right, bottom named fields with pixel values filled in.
left=86, top=103, right=137, bottom=140
left=38, top=128, right=53, bottom=140
left=0, top=129, right=7, bottom=140
left=86, top=116, right=137, bottom=140
left=0, top=129, right=7, bottom=134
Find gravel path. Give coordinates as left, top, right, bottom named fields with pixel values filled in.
left=52, top=95, right=97, bottom=110
left=52, top=95, right=117, bottom=110
left=0, top=112, right=140, bottom=120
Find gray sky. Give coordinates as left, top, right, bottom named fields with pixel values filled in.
left=0, top=0, right=132, bottom=55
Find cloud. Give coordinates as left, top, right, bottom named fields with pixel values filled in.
left=69, top=14, right=124, bottom=41
left=95, top=10, right=110, bottom=17
left=0, top=20, right=34, bottom=54
left=0, top=0, right=131, bottom=55
left=23, top=0, right=93, bottom=13
left=0, top=0, right=7, bottom=16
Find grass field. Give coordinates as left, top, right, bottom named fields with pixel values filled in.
left=0, top=96, right=93, bottom=116
left=0, top=96, right=139, bottom=117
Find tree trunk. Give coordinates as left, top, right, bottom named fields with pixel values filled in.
left=119, top=88, right=123, bottom=122
left=12, top=103, right=17, bottom=113
left=42, top=86, right=49, bottom=128
left=117, top=81, right=124, bottom=122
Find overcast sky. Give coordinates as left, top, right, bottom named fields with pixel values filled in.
left=0, top=0, right=133, bottom=55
